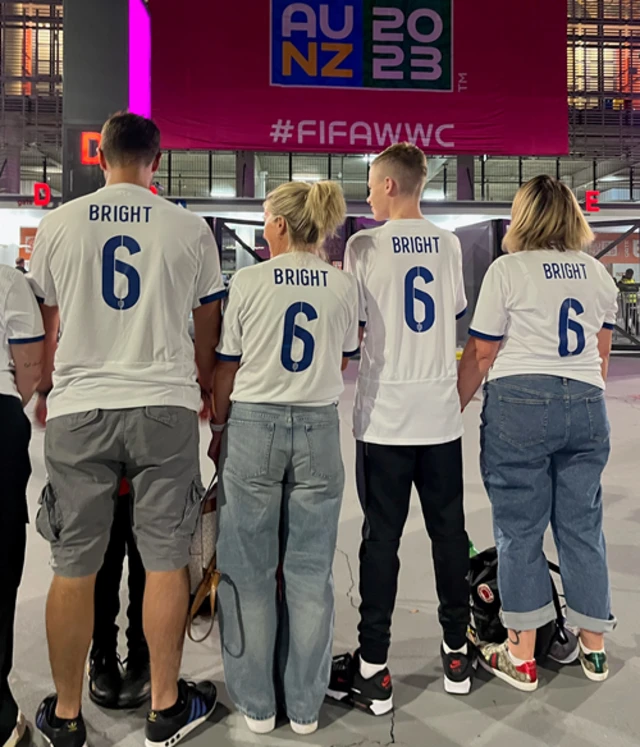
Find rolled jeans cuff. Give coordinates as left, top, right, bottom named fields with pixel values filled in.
left=500, top=601, right=557, bottom=631
left=566, top=607, right=617, bottom=635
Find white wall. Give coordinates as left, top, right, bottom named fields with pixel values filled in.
left=0, top=208, right=46, bottom=267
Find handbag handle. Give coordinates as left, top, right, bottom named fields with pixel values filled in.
left=187, top=554, right=221, bottom=643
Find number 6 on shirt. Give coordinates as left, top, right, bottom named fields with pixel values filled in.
left=558, top=297, right=586, bottom=357
left=281, top=301, right=318, bottom=372
left=404, top=266, right=435, bottom=333
left=102, top=235, right=142, bottom=310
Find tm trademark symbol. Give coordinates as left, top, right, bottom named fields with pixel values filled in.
left=458, top=72, right=468, bottom=92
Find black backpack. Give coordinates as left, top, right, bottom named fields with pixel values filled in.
left=468, top=547, right=572, bottom=660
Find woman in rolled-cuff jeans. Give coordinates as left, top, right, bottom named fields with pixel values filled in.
left=458, top=175, right=619, bottom=691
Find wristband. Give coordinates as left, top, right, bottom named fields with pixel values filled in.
left=210, top=421, right=227, bottom=433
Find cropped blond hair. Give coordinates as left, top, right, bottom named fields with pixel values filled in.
left=266, top=180, right=346, bottom=253
left=504, top=175, right=594, bottom=253
left=372, top=142, right=428, bottom=196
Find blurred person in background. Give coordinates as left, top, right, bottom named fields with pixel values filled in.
left=28, top=112, right=223, bottom=747
left=0, top=265, right=43, bottom=747
left=211, top=180, right=358, bottom=736
left=14, top=259, right=26, bottom=275
left=458, top=175, right=618, bottom=691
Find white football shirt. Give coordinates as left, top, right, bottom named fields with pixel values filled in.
left=469, top=250, right=619, bottom=389
left=29, top=183, right=225, bottom=419
left=217, top=252, right=359, bottom=407
left=345, top=219, right=467, bottom=445
left=0, top=266, right=44, bottom=400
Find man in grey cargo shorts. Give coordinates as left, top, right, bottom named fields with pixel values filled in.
left=28, top=113, right=225, bottom=747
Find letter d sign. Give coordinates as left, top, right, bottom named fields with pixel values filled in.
left=586, top=190, right=600, bottom=212
left=34, top=182, right=51, bottom=206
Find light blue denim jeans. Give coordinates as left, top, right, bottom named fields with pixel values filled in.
left=480, top=375, right=616, bottom=634
left=216, top=402, right=345, bottom=725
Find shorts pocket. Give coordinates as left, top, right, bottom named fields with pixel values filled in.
left=305, top=422, right=344, bottom=479
left=36, top=484, right=62, bottom=542
left=498, top=397, right=549, bottom=448
left=143, top=406, right=178, bottom=428
left=224, top=420, right=275, bottom=479
left=65, top=409, right=101, bottom=432
left=176, top=479, right=205, bottom=539
left=586, top=394, right=610, bottom=443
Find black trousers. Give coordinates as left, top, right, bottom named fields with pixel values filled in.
left=356, top=439, right=470, bottom=664
left=92, top=492, right=147, bottom=656
left=0, top=396, right=30, bottom=741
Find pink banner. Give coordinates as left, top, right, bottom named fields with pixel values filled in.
left=151, top=1, right=568, bottom=156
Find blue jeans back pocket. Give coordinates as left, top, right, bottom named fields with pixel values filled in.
left=224, top=420, right=275, bottom=479
left=498, top=396, right=549, bottom=448
left=586, top=394, right=610, bottom=443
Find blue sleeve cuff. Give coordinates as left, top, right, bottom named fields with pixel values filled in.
left=216, top=352, right=241, bottom=362
left=456, top=307, right=468, bottom=320
left=468, top=328, right=504, bottom=342
left=9, top=334, right=45, bottom=345
left=343, top=348, right=360, bottom=358
left=200, top=289, right=227, bottom=305
left=359, top=320, right=367, bottom=328
left=602, top=322, right=615, bottom=330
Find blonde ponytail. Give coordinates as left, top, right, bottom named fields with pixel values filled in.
left=266, top=180, right=347, bottom=253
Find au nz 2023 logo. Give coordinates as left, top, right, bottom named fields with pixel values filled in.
left=271, top=0, right=453, bottom=91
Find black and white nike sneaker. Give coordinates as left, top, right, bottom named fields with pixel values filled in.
left=441, top=644, right=475, bottom=695
left=144, top=680, right=217, bottom=747
left=36, top=697, right=87, bottom=747
left=327, top=652, right=393, bottom=716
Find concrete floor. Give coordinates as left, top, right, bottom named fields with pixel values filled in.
left=11, top=357, right=640, bottom=747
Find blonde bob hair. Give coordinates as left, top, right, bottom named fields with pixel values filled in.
left=503, top=175, right=594, bottom=254
left=265, top=180, right=346, bottom=253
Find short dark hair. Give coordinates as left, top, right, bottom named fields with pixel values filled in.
left=100, top=112, right=161, bottom=168
left=372, top=142, right=428, bottom=195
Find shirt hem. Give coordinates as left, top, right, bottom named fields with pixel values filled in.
left=487, top=371, right=605, bottom=390
left=353, top=428, right=465, bottom=446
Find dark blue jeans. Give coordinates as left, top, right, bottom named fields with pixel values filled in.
left=480, top=375, right=616, bottom=634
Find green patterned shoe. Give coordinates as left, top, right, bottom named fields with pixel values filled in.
left=579, top=646, right=609, bottom=682
left=478, top=641, right=539, bottom=692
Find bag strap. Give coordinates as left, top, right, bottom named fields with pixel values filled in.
left=187, top=553, right=221, bottom=643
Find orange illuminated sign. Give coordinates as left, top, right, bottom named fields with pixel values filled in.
left=81, top=132, right=102, bottom=165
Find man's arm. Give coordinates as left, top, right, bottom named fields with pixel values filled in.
left=457, top=336, right=501, bottom=411
left=10, top=340, right=43, bottom=406
left=38, top=304, right=60, bottom=394
left=212, top=360, right=240, bottom=426
left=193, top=300, right=222, bottom=396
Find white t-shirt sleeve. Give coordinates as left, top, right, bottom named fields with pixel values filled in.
left=343, top=276, right=360, bottom=357
left=193, top=223, right=226, bottom=309
left=469, top=260, right=509, bottom=341
left=601, top=270, right=619, bottom=329
left=344, top=237, right=368, bottom=327
left=216, top=276, right=243, bottom=361
left=5, top=271, right=45, bottom=344
left=454, top=237, right=467, bottom=319
left=28, top=219, right=57, bottom=306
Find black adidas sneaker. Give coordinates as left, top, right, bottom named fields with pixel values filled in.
left=145, top=680, right=217, bottom=747
left=36, top=697, right=87, bottom=747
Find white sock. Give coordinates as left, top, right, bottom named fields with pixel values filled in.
left=443, top=641, right=468, bottom=655
left=580, top=639, right=605, bottom=655
left=360, top=658, right=386, bottom=680
left=508, top=648, right=530, bottom=667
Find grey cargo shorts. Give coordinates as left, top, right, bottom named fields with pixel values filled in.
left=36, top=406, right=204, bottom=578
